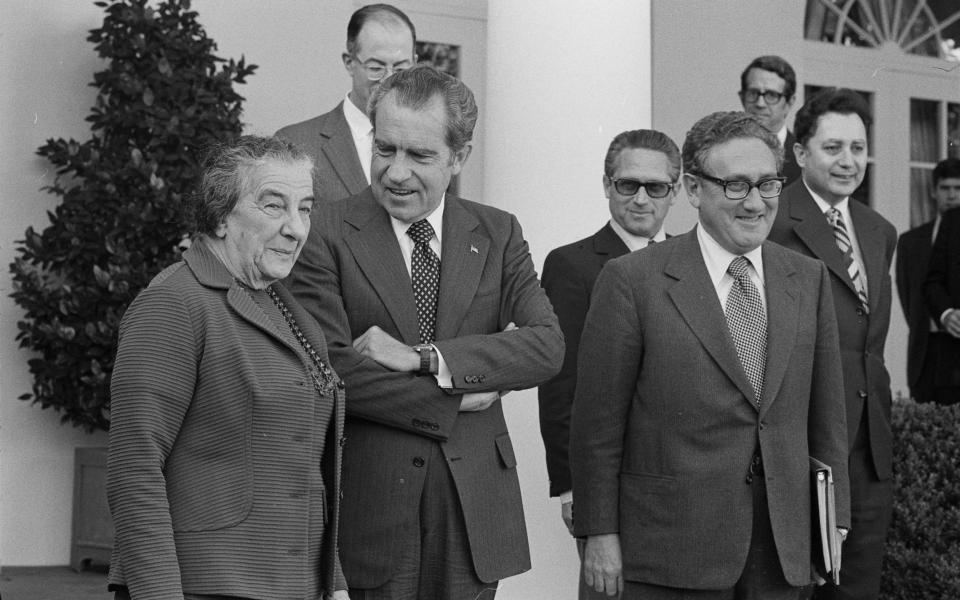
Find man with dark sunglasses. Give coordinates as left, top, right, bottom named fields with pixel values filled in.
left=537, top=128, right=679, bottom=599
left=739, top=55, right=801, bottom=185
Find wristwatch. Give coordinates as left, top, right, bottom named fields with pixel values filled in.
left=413, top=344, right=435, bottom=374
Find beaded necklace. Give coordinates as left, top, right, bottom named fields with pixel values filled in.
left=258, top=284, right=339, bottom=396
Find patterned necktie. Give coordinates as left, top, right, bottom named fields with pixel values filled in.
left=725, top=257, right=767, bottom=405
left=826, top=208, right=869, bottom=313
left=407, top=219, right=440, bottom=344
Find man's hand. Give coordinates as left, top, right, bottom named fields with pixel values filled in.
left=329, top=590, right=349, bottom=600
left=561, top=500, right=574, bottom=535
left=353, top=325, right=418, bottom=372
left=583, top=533, right=623, bottom=597
left=459, top=391, right=500, bottom=412
left=943, top=308, right=960, bottom=338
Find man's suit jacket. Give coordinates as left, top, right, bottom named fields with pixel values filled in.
left=287, top=189, right=564, bottom=587
left=770, top=181, right=897, bottom=479
left=896, top=221, right=936, bottom=395
left=538, top=224, right=630, bottom=497
left=569, top=229, right=850, bottom=589
left=924, top=207, right=960, bottom=385
left=275, top=102, right=368, bottom=203
left=782, top=130, right=801, bottom=185
left=926, top=207, right=960, bottom=318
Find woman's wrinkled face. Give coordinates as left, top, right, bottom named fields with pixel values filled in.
left=216, top=159, right=314, bottom=288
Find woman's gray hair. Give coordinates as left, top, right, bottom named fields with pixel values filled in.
left=368, top=64, right=478, bottom=154
left=190, top=135, right=313, bottom=236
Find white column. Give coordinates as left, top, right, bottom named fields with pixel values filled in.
left=483, top=3, right=652, bottom=599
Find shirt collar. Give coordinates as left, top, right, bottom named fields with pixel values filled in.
left=342, top=92, right=372, bottom=137
left=805, top=182, right=851, bottom=223
left=608, top=219, right=666, bottom=252
left=696, top=224, right=765, bottom=287
left=390, top=196, right=446, bottom=246
left=776, top=125, right=788, bottom=146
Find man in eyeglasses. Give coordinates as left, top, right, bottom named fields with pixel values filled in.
left=739, top=55, right=801, bottom=185
left=276, top=4, right=416, bottom=203
left=537, top=129, right=679, bottom=599
left=770, top=88, right=897, bottom=600
left=570, top=111, right=849, bottom=599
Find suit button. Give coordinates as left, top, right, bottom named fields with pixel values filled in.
left=430, top=422, right=439, bottom=431
left=336, top=380, right=345, bottom=390
left=412, top=418, right=423, bottom=428
left=413, top=456, right=425, bottom=468
left=339, top=436, right=347, bottom=447
left=477, top=375, right=485, bottom=383
left=858, top=390, right=868, bottom=399
left=856, top=307, right=865, bottom=316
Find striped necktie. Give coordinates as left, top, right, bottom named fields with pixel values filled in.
left=826, top=208, right=869, bottom=313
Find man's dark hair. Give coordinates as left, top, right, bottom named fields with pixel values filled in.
left=604, top=130, right=681, bottom=180
left=369, top=65, right=477, bottom=154
left=346, top=4, right=416, bottom=55
left=933, top=157, right=960, bottom=185
left=793, top=87, right=872, bottom=146
left=740, top=55, right=797, bottom=101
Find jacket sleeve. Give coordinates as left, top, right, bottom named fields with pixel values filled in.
left=569, top=259, right=643, bottom=536
left=925, top=209, right=959, bottom=322
left=107, top=285, right=198, bottom=600
left=433, top=213, right=564, bottom=392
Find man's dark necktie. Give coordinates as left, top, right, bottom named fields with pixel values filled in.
left=826, top=207, right=869, bottom=313
left=725, top=256, right=767, bottom=405
left=407, top=219, right=440, bottom=344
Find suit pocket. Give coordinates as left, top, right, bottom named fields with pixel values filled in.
left=495, top=433, right=518, bottom=469
left=620, top=471, right=678, bottom=495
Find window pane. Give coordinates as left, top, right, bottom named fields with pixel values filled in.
left=949, top=102, right=960, bottom=158
left=910, top=99, right=939, bottom=162
left=910, top=167, right=937, bottom=227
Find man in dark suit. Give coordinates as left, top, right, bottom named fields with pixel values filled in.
left=898, top=158, right=960, bottom=404
left=923, top=205, right=960, bottom=402
left=770, top=88, right=897, bottom=600
left=570, top=111, right=849, bottom=599
left=537, top=129, right=679, bottom=599
left=739, top=55, right=801, bottom=185
left=288, top=65, right=563, bottom=600
left=276, top=4, right=416, bottom=203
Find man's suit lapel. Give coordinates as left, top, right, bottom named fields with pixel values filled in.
left=342, top=192, right=421, bottom=344
left=320, top=102, right=368, bottom=196
left=849, top=199, right=886, bottom=314
left=757, top=243, right=800, bottom=417
left=786, top=185, right=860, bottom=298
left=592, top=223, right=630, bottom=259
left=665, top=231, right=757, bottom=407
left=436, top=196, right=489, bottom=340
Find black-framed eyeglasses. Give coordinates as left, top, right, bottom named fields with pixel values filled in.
left=739, top=89, right=786, bottom=105
left=609, top=178, right=676, bottom=199
left=692, top=171, right=785, bottom=200
left=351, top=55, right=411, bottom=81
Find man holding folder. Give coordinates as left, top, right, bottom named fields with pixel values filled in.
left=570, top=111, right=850, bottom=599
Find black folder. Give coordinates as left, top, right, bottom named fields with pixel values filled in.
left=810, top=456, right=841, bottom=585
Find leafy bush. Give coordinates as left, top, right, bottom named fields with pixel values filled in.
left=880, top=400, right=960, bottom=599
left=9, top=0, right=256, bottom=432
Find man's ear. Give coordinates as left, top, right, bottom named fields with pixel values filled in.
left=682, top=173, right=702, bottom=209
left=342, top=52, right=353, bottom=73
left=793, top=142, right=807, bottom=169
left=451, top=144, right=472, bottom=174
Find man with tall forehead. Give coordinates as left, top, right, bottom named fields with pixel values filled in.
left=276, top=4, right=415, bottom=203
left=898, top=158, right=960, bottom=404
left=287, top=65, right=563, bottom=599
left=739, top=55, right=801, bottom=184
left=537, top=129, right=679, bottom=600
left=570, top=111, right=849, bottom=599
left=770, top=88, right=897, bottom=600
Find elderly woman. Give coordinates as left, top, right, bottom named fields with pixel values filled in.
left=106, top=136, right=348, bottom=600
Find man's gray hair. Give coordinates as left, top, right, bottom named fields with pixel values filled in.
left=682, top=111, right=782, bottom=175
left=369, top=64, right=478, bottom=154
